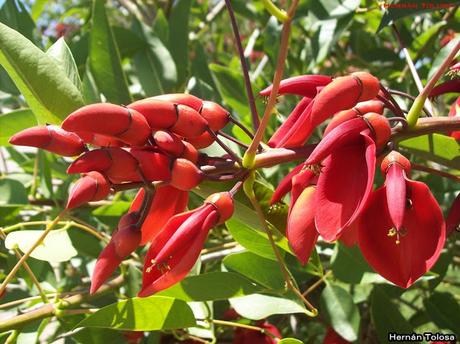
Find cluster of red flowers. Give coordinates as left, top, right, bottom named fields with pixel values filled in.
left=9, top=70, right=459, bottom=296
left=265, top=72, right=451, bottom=288
left=9, top=93, right=235, bottom=296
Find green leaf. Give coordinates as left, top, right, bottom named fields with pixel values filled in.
left=77, top=296, right=196, bottom=331
left=330, top=243, right=374, bottom=284
left=46, top=37, right=82, bottom=91
left=158, top=272, right=260, bottom=301
left=279, top=339, right=303, bottom=344
left=0, top=178, right=28, bottom=205
left=0, top=109, right=36, bottom=146
left=0, top=22, right=85, bottom=124
left=112, top=26, right=147, bottom=58
left=223, top=252, right=285, bottom=291
left=370, top=286, right=413, bottom=343
left=132, top=20, right=177, bottom=95
left=210, top=63, right=250, bottom=117
left=168, top=0, right=191, bottom=88
left=424, top=292, right=460, bottom=335
left=399, top=134, right=460, bottom=169
left=37, top=150, right=54, bottom=199
left=90, top=0, right=131, bottom=104
left=0, top=0, right=35, bottom=41
left=5, top=229, right=78, bottom=263
left=229, top=293, right=307, bottom=320
left=31, top=0, right=47, bottom=21
left=378, top=0, right=460, bottom=31
left=320, top=282, right=360, bottom=342
left=226, top=218, right=285, bottom=260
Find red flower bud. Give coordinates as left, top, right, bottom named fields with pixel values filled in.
left=9, top=125, right=85, bottom=156
left=66, top=171, right=111, bottom=209
left=170, top=158, right=203, bottom=190
left=171, top=104, right=208, bottom=138
left=199, top=101, right=230, bottom=131
left=128, top=147, right=171, bottom=182
left=180, top=141, right=199, bottom=163
left=259, top=74, right=332, bottom=98
left=130, top=186, right=189, bottom=245
left=185, top=131, right=215, bottom=149
left=323, top=100, right=384, bottom=136
left=204, top=192, right=234, bottom=224
left=153, top=130, right=185, bottom=156
left=448, top=96, right=460, bottom=140
left=76, top=132, right=125, bottom=147
left=62, top=103, right=151, bottom=146
left=90, top=241, right=122, bottom=294
left=128, top=98, right=177, bottom=129
left=233, top=321, right=282, bottom=344
left=151, top=93, right=203, bottom=112
left=67, top=148, right=139, bottom=183
left=139, top=193, right=234, bottom=296
left=112, top=213, right=141, bottom=258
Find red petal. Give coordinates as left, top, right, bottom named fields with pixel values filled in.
left=268, top=97, right=312, bottom=148
left=315, top=135, right=376, bottom=241
left=385, top=165, right=407, bottom=230
left=90, top=241, right=123, bottom=294
left=287, top=186, right=318, bottom=265
left=323, top=327, right=351, bottom=344
left=306, top=118, right=368, bottom=165
left=130, top=187, right=190, bottom=245
left=290, top=168, right=316, bottom=204
left=270, top=163, right=305, bottom=205
left=338, top=221, right=358, bottom=247
left=358, top=181, right=445, bottom=288
left=275, top=100, right=315, bottom=148
left=429, top=79, right=460, bottom=98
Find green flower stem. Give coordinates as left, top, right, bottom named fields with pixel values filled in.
left=406, top=39, right=460, bottom=127
left=261, top=0, right=288, bottom=22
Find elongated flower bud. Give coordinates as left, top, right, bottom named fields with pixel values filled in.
left=170, top=158, right=203, bottom=190
left=62, top=103, right=151, bottom=146
left=128, top=147, right=171, bottom=182
left=171, top=104, right=208, bottom=138
left=66, top=172, right=111, bottom=209
left=152, top=93, right=203, bottom=112
left=185, top=131, right=215, bottom=149
left=128, top=98, right=177, bottom=129
left=446, top=193, right=460, bottom=235
left=90, top=242, right=122, bottom=294
left=429, top=78, right=460, bottom=98
left=9, top=125, right=85, bottom=157
left=153, top=131, right=185, bottom=157
left=199, top=101, right=230, bottom=131
left=259, top=75, right=332, bottom=97
left=112, top=213, right=141, bottom=258
left=76, top=132, right=125, bottom=147
left=180, top=141, right=199, bottom=163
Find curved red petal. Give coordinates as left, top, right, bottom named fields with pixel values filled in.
left=385, top=165, right=407, bottom=230
left=287, top=186, right=318, bottom=265
left=270, top=163, right=305, bottom=205
left=358, top=181, right=445, bottom=288
left=315, top=136, right=375, bottom=241
left=259, top=75, right=332, bottom=97
left=291, top=168, right=316, bottom=204
left=131, top=186, right=189, bottom=245
left=306, top=118, right=368, bottom=165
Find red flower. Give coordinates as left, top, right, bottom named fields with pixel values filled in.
left=305, top=113, right=391, bottom=242
left=448, top=96, right=460, bottom=140
left=266, top=72, right=380, bottom=148
left=139, top=192, right=234, bottom=296
left=358, top=151, right=446, bottom=288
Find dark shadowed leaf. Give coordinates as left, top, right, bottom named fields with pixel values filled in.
left=424, top=292, right=460, bottom=335
left=90, top=0, right=131, bottom=104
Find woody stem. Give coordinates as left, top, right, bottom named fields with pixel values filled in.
left=243, top=0, right=299, bottom=167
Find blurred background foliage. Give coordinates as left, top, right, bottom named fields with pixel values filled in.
left=0, top=0, right=459, bottom=343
